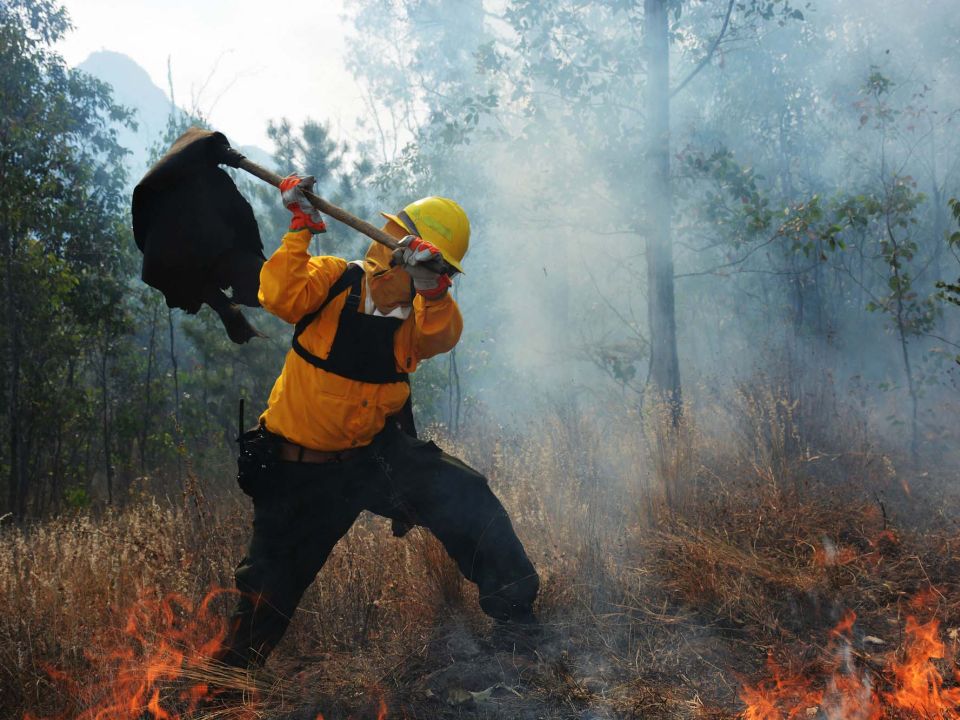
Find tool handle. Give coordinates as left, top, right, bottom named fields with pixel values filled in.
left=236, top=157, right=400, bottom=251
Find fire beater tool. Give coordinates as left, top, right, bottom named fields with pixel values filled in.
left=132, top=127, right=410, bottom=344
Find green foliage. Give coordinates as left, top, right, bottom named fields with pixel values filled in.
left=739, top=0, right=810, bottom=25
left=257, top=118, right=373, bottom=259
left=934, top=198, right=960, bottom=327
left=0, top=0, right=140, bottom=515
left=947, top=198, right=960, bottom=248
left=593, top=343, right=645, bottom=386
left=3, top=0, right=960, bottom=513
left=836, top=177, right=937, bottom=339
left=62, top=485, right=91, bottom=509
left=682, top=149, right=774, bottom=241
left=854, top=67, right=899, bottom=128
left=682, top=134, right=944, bottom=366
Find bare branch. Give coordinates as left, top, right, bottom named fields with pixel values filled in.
left=673, top=232, right=780, bottom=278
left=670, top=0, right=735, bottom=98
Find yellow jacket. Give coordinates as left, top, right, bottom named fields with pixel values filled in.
left=257, top=229, right=462, bottom=451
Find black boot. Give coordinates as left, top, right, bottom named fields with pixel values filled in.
left=491, top=604, right=543, bottom=655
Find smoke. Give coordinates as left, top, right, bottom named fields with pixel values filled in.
left=333, top=0, right=960, bottom=448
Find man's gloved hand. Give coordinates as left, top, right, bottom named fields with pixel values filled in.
left=279, top=174, right=327, bottom=234
left=392, top=235, right=452, bottom=300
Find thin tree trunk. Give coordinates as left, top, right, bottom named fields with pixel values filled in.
left=3, top=228, right=26, bottom=516
left=447, top=348, right=462, bottom=434
left=48, top=357, right=75, bottom=515
left=894, top=307, right=919, bottom=462
left=140, top=301, right=159, bottom=477
left=891, top=263, right=919, bottom=462
left=930, top=181, right=945, bottom=308
left=83, top=433, right=93, bottom=499
left=167, top=309, right=184, bottom=490
left=100, top=338, right=114, bottom=504
left=928, top=117, right=945, bottom=306
left=885, top=217, right=920, bottom=461
left=644, top=0, right=681, bottom=420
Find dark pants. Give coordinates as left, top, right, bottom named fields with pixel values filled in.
left=218, top=424, right=539, bottom=667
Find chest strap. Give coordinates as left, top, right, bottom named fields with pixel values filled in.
left=290, top=262, right=417, bottom=437
left=291, top=263, right=409, bottom=383
left=292, top=263, right=364, bottom=346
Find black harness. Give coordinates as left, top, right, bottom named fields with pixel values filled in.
left=292, top=263, right=417, bottom=435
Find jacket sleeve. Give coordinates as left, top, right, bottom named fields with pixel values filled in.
left=409, top=293, right=463, bottom=362
left=258, top=230, right=347, bottom=323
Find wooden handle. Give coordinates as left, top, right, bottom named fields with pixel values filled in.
left=236, top=157, right=400, bottom=251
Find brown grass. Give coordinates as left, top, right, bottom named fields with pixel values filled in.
left=2, top=383, right=959, bottom=719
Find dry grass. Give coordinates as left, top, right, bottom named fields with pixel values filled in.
left=2, top=383, right=959, bottom=719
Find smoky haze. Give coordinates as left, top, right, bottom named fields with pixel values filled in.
left=331, top=0, right=960, bottom=450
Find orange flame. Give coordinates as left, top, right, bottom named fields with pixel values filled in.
left=740, top=607, right=960, bottom=719
left=740, top=612, right=882, bottom=720
left=883, top=616, right=960, bottom=715
left=27, top=587, right=244, bottom=720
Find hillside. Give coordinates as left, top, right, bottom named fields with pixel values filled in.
left=77, top=50, right=273, bottom=178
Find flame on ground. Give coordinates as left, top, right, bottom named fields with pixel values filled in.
left=740, top=609, right=960, bottom=719
left=27, top=585, right=393, bottom=720
left=27, top=587, right=252, bottom=720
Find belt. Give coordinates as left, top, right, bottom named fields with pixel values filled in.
left=278, top=441, right=361, bottom=464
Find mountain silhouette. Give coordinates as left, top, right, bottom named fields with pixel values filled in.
left=77, top=50, right=273, bottom=179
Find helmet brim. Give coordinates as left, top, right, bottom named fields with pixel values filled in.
left=380, top=211, right=465, bottom=274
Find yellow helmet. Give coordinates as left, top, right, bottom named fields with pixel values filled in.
left=381, top=196, right=470, bottom=273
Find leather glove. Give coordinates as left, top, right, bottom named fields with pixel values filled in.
left=279, top=174, right=327, bottom=233
left=392, top=235, right=452, bottom=300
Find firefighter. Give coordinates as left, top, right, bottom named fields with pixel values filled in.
left=218, top=175, right=539, bottom=668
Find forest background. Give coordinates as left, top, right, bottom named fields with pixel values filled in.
left=4, top=0, right=960, bottom=516
left=3, top=0, right=960, bottom=717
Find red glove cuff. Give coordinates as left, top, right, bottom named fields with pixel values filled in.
left=417, top=274, right=452, bottom=300
left=281, top=176, right=326, bottom=233
left=289, top=211, right=327, bottom=233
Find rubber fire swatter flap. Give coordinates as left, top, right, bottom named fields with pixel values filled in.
left=132, top=127, right=264, bottom=315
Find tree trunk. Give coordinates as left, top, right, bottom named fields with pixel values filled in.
left=2, top=227, right=26, bottom=516
left=140, top=301, right=159, bottom=477
left=47, top=357, right=75, bottom=515
left=895, top=314, right=919, bottom=462
left=930, top=181, right=945, bottom=310
left=928, top=123, right=945, bottom=305
left=885, top=215, right=920, bottom=462
left=891, top=263, right=920, bottom=462
left=644, top=0, right=682, bottom=419
left=168, top=309, right=184, bottom=490
left=447, top=347, right=462, bottom=433
left=100, top=338, right=114, bottom=504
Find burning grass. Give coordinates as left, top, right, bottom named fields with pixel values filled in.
left=2, top=384, right=959, bottom=719
left=738, top=608, right=960, bottom=719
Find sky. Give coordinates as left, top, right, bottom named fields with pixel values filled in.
left=55, top=0, right=369, bottom=151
